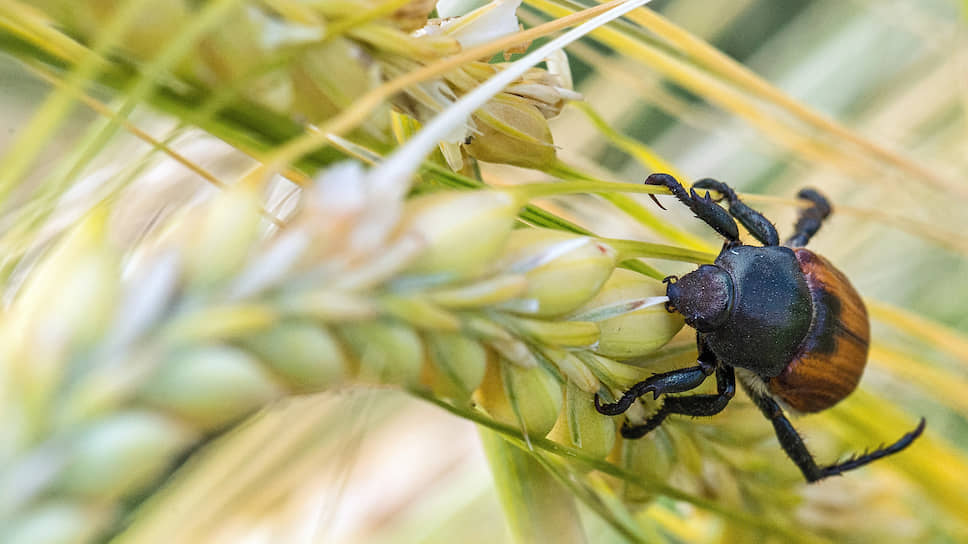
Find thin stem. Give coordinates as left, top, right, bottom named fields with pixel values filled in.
left=508, top=179, right=670, bottom=200
left=605, top=238, right=717, bottom=264
left=411, top=389, right=830, bottom=544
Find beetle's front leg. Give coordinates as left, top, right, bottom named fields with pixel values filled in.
left=621, top=365, right=735, bottom=439
left=595, top=334, right=717, bottom=416
left=644, top=173, right=740, bottom=243
left=693, top=178, right=780, bottom=246
left=595, top=362, right=715, bottom=416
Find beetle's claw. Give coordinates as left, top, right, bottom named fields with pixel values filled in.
left=594, top=394, right=627, bottom=415
left=695, top=190, right=715, bottom=204
left=593, top=394, right=610, bottom=414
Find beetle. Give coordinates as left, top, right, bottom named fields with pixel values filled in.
left=595, top=173, right=925, bottom=482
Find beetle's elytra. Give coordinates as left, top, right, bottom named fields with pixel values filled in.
left=769, top=248, right=869, bottom=412
left=596, top=174, right=925, bottom=482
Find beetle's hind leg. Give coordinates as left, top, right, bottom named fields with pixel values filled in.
left=744, top=384, right=926, bottom=482
left=621, top=365, right=736, bottom=439
left=786, top=188, right=832, bottom=247
left=644, top=173, right=740, bottom=242
left=693, top=178, right=780, bottom=246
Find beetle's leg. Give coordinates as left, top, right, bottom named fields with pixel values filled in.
left=594, top=363, right=714, bottom=416
left=621, top=364, right=736, bottom=439
left=744, top=385, right=926, bottom=482
left=693, top=178, right=780, bottom=246
left=786, top=188, right=832, bottom=247
left=595, top=335, right=718, bottom=416
left=645, top=173, right=740, bottom=242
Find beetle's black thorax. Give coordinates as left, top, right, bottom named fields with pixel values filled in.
left=702, top=245, right=813, bottom=377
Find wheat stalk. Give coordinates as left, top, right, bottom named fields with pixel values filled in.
left=0, top=1, right=685, bottom=540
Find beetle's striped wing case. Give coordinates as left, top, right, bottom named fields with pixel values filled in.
left=768, top=249, right=870, bottom=413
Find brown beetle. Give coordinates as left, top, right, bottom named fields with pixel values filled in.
left=596, top=174, right=925, bottom=482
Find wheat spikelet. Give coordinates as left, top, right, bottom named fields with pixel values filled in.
left=0, top=142, right=695, bottom=540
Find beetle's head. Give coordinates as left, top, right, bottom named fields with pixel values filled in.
left=664, top=264, right=733, bottom=332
